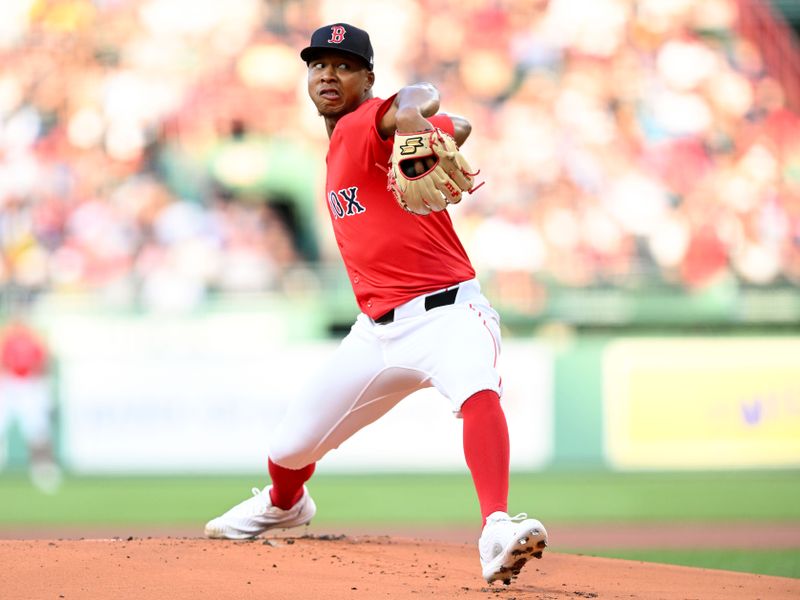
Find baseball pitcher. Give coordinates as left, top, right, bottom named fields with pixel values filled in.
left=204, top=23, right=547, bottom=586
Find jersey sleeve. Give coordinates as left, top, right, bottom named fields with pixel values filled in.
left=428, top=113, right=455, bottom=137
left=374, top=94, right=396, bottom=132
left=367, top=98, right=455, bottom=163
left=368, top=96, right=396, bottom=165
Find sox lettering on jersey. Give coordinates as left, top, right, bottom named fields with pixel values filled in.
left=328, top=25, right=346, bottom=44
left=328, top=186, right=365, bottom=219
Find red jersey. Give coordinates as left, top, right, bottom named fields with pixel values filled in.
left=0, top=323, right=48, bottom=377
left=325, top=96, right=476, bottom=319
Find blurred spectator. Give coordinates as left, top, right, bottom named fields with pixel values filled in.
left=0, top=316, right=61, bottom=493
left=0, top=0, right=798, bottom=316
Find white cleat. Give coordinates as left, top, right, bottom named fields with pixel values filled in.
left=478, top=511, right=548, bottom=585
left=204, top=485, right=316, bottom=540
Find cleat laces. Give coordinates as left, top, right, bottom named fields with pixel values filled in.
left=234, top=487, right=272, bottom=516
left=487, top=512, right=528, bottom=524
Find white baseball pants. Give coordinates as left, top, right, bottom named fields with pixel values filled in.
left=269, top=278, right=503, bottom=469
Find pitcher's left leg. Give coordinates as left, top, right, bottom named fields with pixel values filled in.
left=414, top=303, right=548, bottom=585
left=462, top=390, right=548, bottom=585
left=461, top=389, right=509, bottom=524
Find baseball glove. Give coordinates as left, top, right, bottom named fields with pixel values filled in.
left=387, top=128, right=479, bottom=215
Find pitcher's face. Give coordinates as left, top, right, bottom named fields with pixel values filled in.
left=307, top=51, right=374, bottom=119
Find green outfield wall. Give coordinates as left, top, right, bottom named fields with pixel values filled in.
left=3, top=302, right=799, bottom=473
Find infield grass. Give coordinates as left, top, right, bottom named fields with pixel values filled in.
left=572, top=548, right=800, bottom=579
left=0, top=469, right=798, bottom=578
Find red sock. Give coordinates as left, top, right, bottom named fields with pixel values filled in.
left=268, top=458, right=316, bottom=509
left=461, top=390, right=509, bottom=526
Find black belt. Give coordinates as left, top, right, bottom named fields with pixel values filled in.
left=374, top=286, right=460, bottom=325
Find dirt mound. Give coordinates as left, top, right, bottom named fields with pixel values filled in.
left=1, top=535, right=797, bottom=599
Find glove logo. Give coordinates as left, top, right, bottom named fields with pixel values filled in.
left=328, top=25, right=346, bottom=44
left=443, top=181, right=460, bottom=199
left=399, top=136, right=424, bottom=155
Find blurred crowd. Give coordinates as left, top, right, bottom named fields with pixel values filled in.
left=0, top=0, right=798, bottom=314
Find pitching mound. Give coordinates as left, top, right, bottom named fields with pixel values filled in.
left=1, top=534, right=797, bottom=599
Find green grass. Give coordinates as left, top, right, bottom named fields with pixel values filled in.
left=1, top=470, right=799, bottom=525
left=1, top=470, right=798, bottom=578
left=568, top=548, right=800, bottom=579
